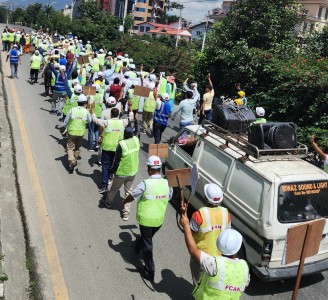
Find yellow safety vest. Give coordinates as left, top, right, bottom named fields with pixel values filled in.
left=116, top=136, right=140, bottom=177
left=8, top=32, right=15, bottom=42
left=192, top=257, right=249, bottom=300
left=193, top=207, right=230, bottom=256
left=89, top=93, right=104, bottom=118
left=97, top=53, right=106, bottom=66
left=63, top=94, right=79, bottom=116
left=102, top=119, right=125, bottom=152
left=143, top=91, right=156, bottom=113
left=91, top=58, right=100, bottom=72
left=30, top=55, right=42, bottom=70
left=67, top=107, right=88, bottom=136
left=137, top=178, right=170, bottom=227
left=128, top=89, right=140, bottom=110
left=159, top=77, right=167, bottom=95
left=2, top=32, right=7, bottom=41
left=114, top=61, right=123, bottom=73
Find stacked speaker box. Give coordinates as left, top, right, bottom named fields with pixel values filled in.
left=248, top=123, right=297, bottom=150
left=211, top=104, right=256, bottom=132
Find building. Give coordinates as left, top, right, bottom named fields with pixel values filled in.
left=189, top=20, right=214, bottom=40
left=132, top=0, right=168, bottom=25
left=211, top=0, right=237, bottom=23
left=298, top=0, right=328, bottom=33
left=135, top=21, right=192, bottom=40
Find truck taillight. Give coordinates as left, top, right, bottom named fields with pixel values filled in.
left=261, top=241, right=273, bottom=262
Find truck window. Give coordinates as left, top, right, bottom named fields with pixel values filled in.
left=198, top=144, right=232, bottom=186
left=175, top=130, right=197, bottom=157
left=228, top=163, right=266, bottom=213
left=278, top=181, right=328, bottom=223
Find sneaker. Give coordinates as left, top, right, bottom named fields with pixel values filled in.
left=141, top=131, right=147, bottom=135
left=68, top=164, right=76, bottom=174
left=88, top=148, right=95, bottom=152
left=122, top=215, right=129, bottom=221
left=50, top=110, right=57, bottom=115
left=96, top=161, right=102, bottom=166
left=98, top=187, right=107, bottom=194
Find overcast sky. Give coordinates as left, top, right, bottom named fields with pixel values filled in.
left=169, top=0, right=222, bottom=24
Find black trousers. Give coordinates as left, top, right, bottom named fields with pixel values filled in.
left=30, top=69, right=39, bottom=83
left=153, top=122, right=166, bottom=144
left=136, top=224, right=161, bottom=278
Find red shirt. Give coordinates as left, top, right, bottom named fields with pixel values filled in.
left=66, top=52, right=74, bottom=62
left=109, top=85, right=122, bottom=101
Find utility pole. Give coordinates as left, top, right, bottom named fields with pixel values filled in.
left=175, top=5, right=184, bottom=48
left=201, top=11, right=210, bottom=52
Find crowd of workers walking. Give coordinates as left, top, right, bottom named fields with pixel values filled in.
left=2, top=26, right=251, bottom=299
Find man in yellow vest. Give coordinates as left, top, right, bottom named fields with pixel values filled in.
left=123, top=156, right=172, bottom=282
left=97, top=49, right=106, bottom=71
left=103, top=127, right=140, bottom=221
left=91, top=53, right=100, bottom=74
left=7, top=29, right=15, bottom=51
left=180, top=203, right=250, bottom=300
left=30, top=49, right=44, bottom=84
left=2, top=29, right=8, bottom=51
left=90, top=105, right=129, bottom=193
left=189, top=183, right=231, bottom=284
left=62, top=94, right=92, bottom=173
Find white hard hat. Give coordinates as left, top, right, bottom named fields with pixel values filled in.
left=147, top=155, right=162, bottom=169
left=129, top=58, right=134, bottom=63
left=99, top=49, right=104, bottom=53
left=217, top=229, right=243, bottom=256
left=105, top=96, right=117, bottom=105
left=129, top=64, right=136, bottom=70
left=124, top=54, right=129, bottom=57
left=97, top=71, right=103, bottom=77
left=107, top=51, right=112, bottom=55
left=54, top=63, right=60, bottom=69
left=74, top=84, right=83, bottom=93
left=87, top=41, right=90, bottom=44
left=92, top=83, right=100, bottom=92
left=72, top=79, right=79, bottom=85
left=13, top=44, right=18, bottom=48
left=60, top=65, right=66, bottom=71
left=117, top=55, right=123, bottom=60
left=149, top=74, right=157, bottom=82
left=79, top=39, right=82, bottom=43
left=161, top=93, right=169, bottom=101
left=124, top=72, right=130, bottom=78
left=34, top=50, right=39, bottom=55
left=204, top=183, right=223, bottom=206
left=256, top=107, right=265, bottom=117
left=77, top=94, right=88, bottom=103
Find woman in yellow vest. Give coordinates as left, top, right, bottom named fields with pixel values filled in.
left=180, top=204, right=250, bottom=300
left=123, top=156, right=172, bottom=281
left=189, top=184, right=231, bottom=284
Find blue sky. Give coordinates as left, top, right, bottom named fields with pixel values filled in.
left=9, top=0, right=222, bottom=25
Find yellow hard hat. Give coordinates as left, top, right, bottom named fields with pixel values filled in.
left=237, top=91, right=245, bottom=97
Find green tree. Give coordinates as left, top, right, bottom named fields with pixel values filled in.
left=10, top=7, right=25, bottom=24
left=194, top=0, right=328, bottom=145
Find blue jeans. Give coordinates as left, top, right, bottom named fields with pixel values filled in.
left=10, top=63, right=18, bottom=77
left=101, top=150, right=116, bottom=188
left=168, top=99, right=175, bottom=113
left=180, top=121, right=192, bottom=130
left=88, top=121, right=99, bottom=150
left=204, top=109, right=212, bottom=121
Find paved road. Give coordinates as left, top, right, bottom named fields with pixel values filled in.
left=1, top=24, right=327, bottom=300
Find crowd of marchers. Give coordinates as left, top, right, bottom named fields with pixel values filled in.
left=2, top=26, right=258, bottom=299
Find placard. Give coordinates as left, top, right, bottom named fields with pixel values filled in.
left=134, top=85, right=151, bottom=98
left=148, top=144, right=168, bottom=158
left=29, top=46, right=35, bottom=53
left=166, top=168, right=191, bottom=188
left=83, top=86, right=96, bottom=96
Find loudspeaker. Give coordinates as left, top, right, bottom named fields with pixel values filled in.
left=212, top=104, right=256, bottom=132
left=248, top=123, right=297, bottom=150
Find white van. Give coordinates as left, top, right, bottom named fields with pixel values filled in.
left=166, top=121, right=328, bottom=282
